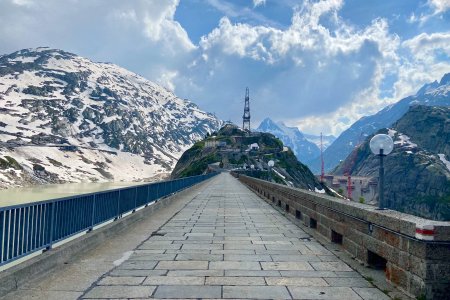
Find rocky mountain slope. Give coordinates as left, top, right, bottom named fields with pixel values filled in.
left=333, top=105, right=450, bottom=221
left=257, top=118, right=321, bottom=163
left=172, top=124, right=329, bottom=193
left=0, top=48, right=221, bottom=188
left=308, top=73, right=450, bottom=174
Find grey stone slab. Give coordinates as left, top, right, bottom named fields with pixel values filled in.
left=98, top=276, right=145, bottom=285
left=280, top=271, right=339, bottom=277
left=252, top=240, right=292, bottom=245
left=143, top=276, right=205, bottom=285
left=129, top=254, right=176, bottom=261
left=167, top=269, right=224, bottom=277
left=138, top=243, right=181, bottom=250
left=271, top=254, right=322, bottom=262
left=224, top=244, right=266, bottom=250
left=310, top=262, right=353, bottom=272
left=84, top=286, right=156, bottom=298
left=223, top=285, right=291, bottom=299
left=224, top=254, right=272, bottom=262
left=176, top=253, right=223, bottom=261
left=165, top=249, right=211, bottom=254
left=211, top=249, right=255, bottom=255
left=209, top=261, right=261, bottom=270
left=261, top=262, right=313, bottom=271
left=109, top=269, right=167, bottom=277
left=265, top=277, right=328, bottom=286
left=288, top=286, right=362, bottom=299
left=118, top=260, right=158, bottom=270
left=154, top=285, right=221, bottom=299
left=156, top=260, right=208, bottom=270
left=353, top=288, right=391, bottom=300
left=206, top=276, right=265, bottom=286
left=325, top=277, right=373, bottom=287
left=182, top=243, right=223, bottom=250
left=225, top=270, right=281, bottom=277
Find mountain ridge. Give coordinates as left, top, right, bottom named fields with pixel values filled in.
left=307, top=72, right=450, bottom=174
left=0, top=47, right=221, bottom=188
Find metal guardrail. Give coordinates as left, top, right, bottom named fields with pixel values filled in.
left=0, top=173, right=217, bottom=267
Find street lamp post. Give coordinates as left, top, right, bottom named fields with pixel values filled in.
left=268, top=160, right=274, bottom=182
left=369, top=134, right=394, bottom=210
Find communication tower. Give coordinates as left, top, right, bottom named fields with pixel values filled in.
left=242, top=87, right=251, bottom=131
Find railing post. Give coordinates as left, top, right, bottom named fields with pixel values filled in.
left=133, top=187, right=138, bottom=212
left=89, top=194, right=96, bottom=231
left=45, top=202, right=56, bottom=251
left=115, top=190, right=121, bottom=220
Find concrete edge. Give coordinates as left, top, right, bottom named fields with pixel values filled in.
left=0, top=179, right=211, bottom=298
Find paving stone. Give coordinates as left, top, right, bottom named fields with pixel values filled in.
left=353, top=287, right=391, bottom=300
left=261, top=262, right=313, bottom=271
left=310, top=262, right=354, bottom=272
left=288, top=286, right=363, bottom=299
left=154, top=285, right=221, bottom=298
left=223, top=285, right=291, bottom=299
left=109, top=269, right=167, bottom=277
left=224, top=244, right=266, bottom=250
left=117, top=261, right=158, bottom=270
left=224, top=254, right=272, bottom=261
left=225, top=270, right=281, bottom=277
left=156, top=260, right=208, bottom=270
left=211, top=249, right=255, bottom=255
left=143, top=276, right=205, bottom=285
left=271, top=254, right=322, bottom=262
left=325, top=277, right=373, bottom=287
left=205, top=276, right=265, bottom=286
left=280, top=271, right=339, bottom=277
left=182, top=243, right=223, bottom=250
left=83, top=286, right=156, bottom=298
left=176, top=253, right=223, bottom=261
left=167, top=269, right=224, bottom=277
left=265, top=277, right=328, bottom=286
left=98, top=276, right=145, bottom=285
left=129, top=254, right=176, bottom=261
left=209, top=261, right=261, bottom=270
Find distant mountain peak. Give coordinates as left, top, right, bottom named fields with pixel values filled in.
left=257, top=117, right=320, bottom=163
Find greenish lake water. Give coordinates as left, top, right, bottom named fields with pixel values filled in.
left=0, top=181, right=147, bottom=207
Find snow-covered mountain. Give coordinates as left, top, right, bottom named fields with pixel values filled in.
left=303, top=133, right=336, bottom=150
left=257, top=118, right=320, bottom=163
left=307, top=73, right=450, bottom=174
left=0, top=48, right=221, bottom=188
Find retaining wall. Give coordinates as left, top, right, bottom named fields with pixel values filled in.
left=235, top=174, right=450, bottom=299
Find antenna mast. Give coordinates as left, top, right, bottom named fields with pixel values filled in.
left=242, top=87, right=251, bottom=132
left=320, top=132, right=324, bottom=183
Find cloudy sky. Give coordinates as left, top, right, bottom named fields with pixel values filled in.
left=1, top=0, right=449, bottom=136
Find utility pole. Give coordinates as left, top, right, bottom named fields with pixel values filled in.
left=242, top=87, right=251, bottom=132
left=320, top=132, right=324, bottom=183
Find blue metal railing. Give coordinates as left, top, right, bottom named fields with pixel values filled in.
left=0, top=173, right=217, bottom=267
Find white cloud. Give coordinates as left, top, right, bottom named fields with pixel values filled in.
left=428, top=0, right=450, bottom=14
left=0, top=0, right=449, bottom=137
left=253, top=0, right=266, bottom=8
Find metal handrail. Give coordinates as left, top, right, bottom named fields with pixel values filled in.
left=0, top=173, right=218, bottom=267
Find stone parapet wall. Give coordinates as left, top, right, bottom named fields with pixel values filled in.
left=234, top=174, right=450, bottom=299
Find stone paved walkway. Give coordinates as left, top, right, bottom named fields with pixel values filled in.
left=80, top=173, right=389, bottom=299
